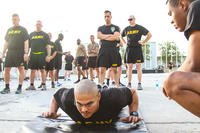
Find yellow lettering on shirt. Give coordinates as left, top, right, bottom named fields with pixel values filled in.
left=31, top=35, right=44, bottom=39
left=8, top=30, right=21, bottom=35
left=127, top=30, right=139, bottom=35
left=76, top=119, right=113, bottom=125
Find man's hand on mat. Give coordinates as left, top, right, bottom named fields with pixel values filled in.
left=120, top=116, right=141, bottom=123
left=42, top=111, right=61, bottom=119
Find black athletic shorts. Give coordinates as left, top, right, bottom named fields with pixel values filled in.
left=55, top=56, right=62, bottom=70
left=76, top=56, right=86, bottom=68
left=88, top=56, right=97, bottom=68
left=97, top=47, right=121, bottom=68
left=125, top=46, right=144, bottom=64
left=65, top=63, right=72, bottom=70
left=4, top=50, right=25, bottom=67
left=28, top=53, right=46, bottom=70
left=45, top=59, right=55, bottom=71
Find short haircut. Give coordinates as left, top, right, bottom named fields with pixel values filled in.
left=59, top=33, right=63, bottom=37
left=12, top=13, right=19, bottom=18
left=104, top=10, right=111, bottom=15
left=166, top=0, right=196, bottom=7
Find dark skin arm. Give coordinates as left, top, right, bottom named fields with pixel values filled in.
left=120, top=89, right=141, bottom=123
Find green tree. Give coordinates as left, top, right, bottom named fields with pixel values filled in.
left=159, top=41, right=185, bottom=67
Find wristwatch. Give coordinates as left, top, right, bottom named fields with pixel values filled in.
left=130, top=111, right=139, bottom=117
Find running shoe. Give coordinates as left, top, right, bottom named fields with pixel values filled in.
left=0, top=88, right=10, bottom=94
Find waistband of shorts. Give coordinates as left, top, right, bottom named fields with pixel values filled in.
left=127, top=45, right=141, bottom=48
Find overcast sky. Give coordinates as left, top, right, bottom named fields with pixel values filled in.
left=0, top=0, right=188, bottom=55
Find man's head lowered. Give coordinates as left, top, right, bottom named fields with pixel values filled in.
left=74, top=80, right=101, bottom=118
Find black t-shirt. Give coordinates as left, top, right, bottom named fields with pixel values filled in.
left=98, top=24, right=120, bottom=47
left=29, top=31, right=49, bottom=53
left=49, top=41, right=57, bottom=55
left=54, top=87, right=132, bottom=125
left=5, top=26, right=29, bottom=52
left=184, top=0, right=200, bottom=40
left=65, top=55, right=74, bottom=64
left=122, top=24, right=149, bottom=47
left=55, top=39, right=63, bottom=59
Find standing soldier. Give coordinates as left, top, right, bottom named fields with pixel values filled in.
left=74, top=39, right=87, bottom=83
left=1, top=14, right=29, bottom=94
left=87, top=35, right=99, bottom=81
left=54, top=33, right=64, bottom=86
left=26, top=20, right=51, bottom=91
left=121, top=15, right=152, bottom=90
left=97, top=10, right=121, bottom=88
left=38, top=32, right=57, bottom=88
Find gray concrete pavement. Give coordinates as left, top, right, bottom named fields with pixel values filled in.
left=0, top=73, right=199, bottom=133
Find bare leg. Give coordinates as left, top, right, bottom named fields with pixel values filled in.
left=95, top=68, right=100, bottom=83
left=49, top=70, right=54, bottom=82
left=112, top=67, right=119, bottom=87
left=40, top=69, right=46, bottom=84
left=30, top=70, right=36, bottom=84
left=18, top=66, right=25, bottom=85
left=163, top=71, right=200, bottom=117
left=127, top=63, right=133, bottom=84
left=4, top=67, right=11, bottom=84
left=99, top=67, right=106, bottom=85
left=136, top=63, right=142, bottom=83
left=77, top=66, right=85, bottom=79
left=89, top=68, right=94, bottom=81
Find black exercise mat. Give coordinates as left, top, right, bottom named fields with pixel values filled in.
left=17, top=116, right=148, bottom=133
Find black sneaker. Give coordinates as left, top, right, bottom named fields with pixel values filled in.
left=38, top=84, right=42, bottom=88
left=41, top=85, right=47, bottom=91
left=26, top=86, right=36, bottom=90
left=1, top=88, right=10, bottom=94
left=102, top=84, right=108, bottom=89
left=111, top=81, right=115, bottom=86
left=15, top=89, right=22, bottom=94
left=137, top=84, right=143, bottom=90
left=82, top=77, right=87, bottom=80
left=74, top=79, right=80, bottom=84
left=97, top=84, right=102, bottom=90
left=51, top=83, right=55, bottom=88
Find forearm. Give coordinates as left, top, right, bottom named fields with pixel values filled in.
left=47, top=45, right=51, bottom=56
left=143, top=32, right=152, bottom=44
left=50, top=97, right=59, bottom=113
left=97, top=33, right=111, bottom=40
left=24, top=40, right=29, bottom=54
left=57, top=51, right=63, bottom=54
left=3, top=41, right=8, bottom=55
left=51, top=51, right=57, bottom=59
left=121, top=37, right=126, bottom=45
left=105, top=35, right=119, bottom=41
left=128, top=89, right=139, bottom=113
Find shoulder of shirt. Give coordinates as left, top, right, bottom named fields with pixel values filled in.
left=190, top=0, right=200, bottom=8
left=98, top=25, right=105, bottom=29
left=111, top=24, right=119, bottom=27
left=18, top=26, right=28, bottom=31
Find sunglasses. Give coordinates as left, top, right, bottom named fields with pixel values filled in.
left=128, top=18, right=133, bottom=21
